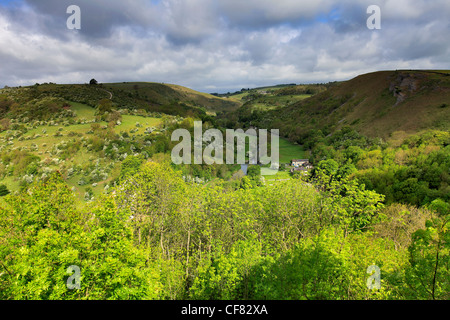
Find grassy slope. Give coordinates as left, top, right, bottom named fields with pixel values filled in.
left=225, top=84, right=323, bottom=112
left=104, top=82, right=241, bottom=115
left=166, top=83, right=241, bottom=113
left=266, top=70, right=450, bottom=140
left=3, top=81, right=241, bottom=118
left=278, top=138, right=308, bottom=164
left=0, top=102, right=163, bottom=201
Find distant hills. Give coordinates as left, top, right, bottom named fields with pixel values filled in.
left=0, top=81, right=241, bottom=120
left=2, top=70, right=449, bottom=141
left=230, top=70, right=450, bottom=142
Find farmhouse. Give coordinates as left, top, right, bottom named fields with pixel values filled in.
left=290, top=159, right=313, bottom=175
left=291, top=159, right=310, bottom=168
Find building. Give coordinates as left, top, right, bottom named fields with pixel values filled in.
left=291, top=159, right=310, bottom=167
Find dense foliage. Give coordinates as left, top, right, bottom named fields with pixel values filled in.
left=1, top=162, right=447, bottom=300
left=306, top=128, right=450, bottom=207
left=0, top=76, right=448, bottom=301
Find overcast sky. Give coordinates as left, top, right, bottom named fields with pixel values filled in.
left=0, top=0, right=449, bottom=93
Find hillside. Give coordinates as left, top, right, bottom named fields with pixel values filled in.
left=1, top=80, right=228, bottom=200
left=103, top=82, right=241, bottom=115
left=0, top=100, right=166, bottom=201
left=237, top=70, right=450, bottom=142
left=0, top=81, right=241, bottom=120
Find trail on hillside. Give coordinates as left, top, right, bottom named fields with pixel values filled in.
left=99, top=88, right=113, bottom=99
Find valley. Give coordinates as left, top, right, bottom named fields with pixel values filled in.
left=0, top=70, right=448, bottom=301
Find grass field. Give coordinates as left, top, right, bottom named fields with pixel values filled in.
left=278, top=138, right=308, bottom=164
left=262, top=170, right=291, bottom=181
left=0, top=102, right=163, bottom=201
left=71, top=102, right=96, bottom=119
left=261, top=138, right=308, bottom=180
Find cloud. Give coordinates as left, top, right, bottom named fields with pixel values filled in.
left=217, top=0, right=335, bottom=28
left=0, top=0, right=449, bottom=92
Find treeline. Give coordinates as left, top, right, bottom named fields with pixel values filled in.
left=0, top=84, right=210, bottom=122
left=0, top=160, right=448, bottom=300
left=307, top=127, right=449, bottom=207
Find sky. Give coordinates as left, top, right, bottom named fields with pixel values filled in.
left=0, top=0, right=449, bottom=93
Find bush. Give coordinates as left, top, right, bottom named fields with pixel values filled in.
left=0, top=184, right=10, bottom=197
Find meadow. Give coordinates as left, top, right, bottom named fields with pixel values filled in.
left=0, top=101, right=163, bottom=201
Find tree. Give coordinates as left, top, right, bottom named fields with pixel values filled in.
left=97, top=98, right=112, bottom=114
left=405, top=214, right=449, bottom=300
left=427, top=199, right=450, bottom=216
left=89, top=79, right=98, bottom=85
left=317, top=159, right=339, bottom=177
left=118, top=155, right=145, bottom=183
left=246, top=231, right=351, bottom=300
left=247, top=165, right=261, bottom=178
left=0, top=173, right=162, bottom=300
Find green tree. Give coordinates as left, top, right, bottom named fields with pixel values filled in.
left=118, top=155, right=145, bottom=183
left=247, top=165, right=261, bottom=178
left=97, top=98, right=112, bottom=114
left=404, top=214, right=449, bottom=300
left=247, top=230, right=350, bottom=300
left=0, top=173, right=162, bottom=300
left=317, top=159, right=339, bottom=176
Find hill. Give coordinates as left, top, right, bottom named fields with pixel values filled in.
left=234, top=70, right=450, bottom=142
left=215, top=83, right=330, bottom=127
left=0, top=81, right=242, bottom=201
left=103, top=82, right=241, bottom=115
left=0, top=81, right=241, bottom=120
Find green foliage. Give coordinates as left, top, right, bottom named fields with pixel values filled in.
left=97, top=98, right=112, bottom=115
left=190, top=239, right=264, bottom=300
left=428, top=199, right=450, bottom=216
left=316, top=159, right=339, bottom=176
left=247, top=165, right=261, bottom=178
left=404, top=213, right=449, bottom=299
left=0, top=173, right=162, bottom=300
left=1, top=150, right=41, bottom=176
left=118, top=155, right=145, bottom=183
left=0, top=144, right=445, bottom=301
left=247, top=231, right=351, bottom=300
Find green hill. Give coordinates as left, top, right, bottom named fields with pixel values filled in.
left=236, top=70, right=450, bottom=142
left=0, top=81, right=241, bottom=120
left=103, top=82, right=241, bottom=115
left=0, top=81, right=243, bottom=201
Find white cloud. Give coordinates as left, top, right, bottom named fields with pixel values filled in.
left=0, top=0, right=449, bottom=92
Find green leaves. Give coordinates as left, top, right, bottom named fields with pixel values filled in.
left=405, top=213, right=449, bottom=300
left=0, top=172, right=163, bottom=300
left=0, top=158, right=445, bottom=300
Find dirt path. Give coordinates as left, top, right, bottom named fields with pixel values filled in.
left=104, top=89, right=113, bottom=99
left=98, top=88, right=113, bottom=99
